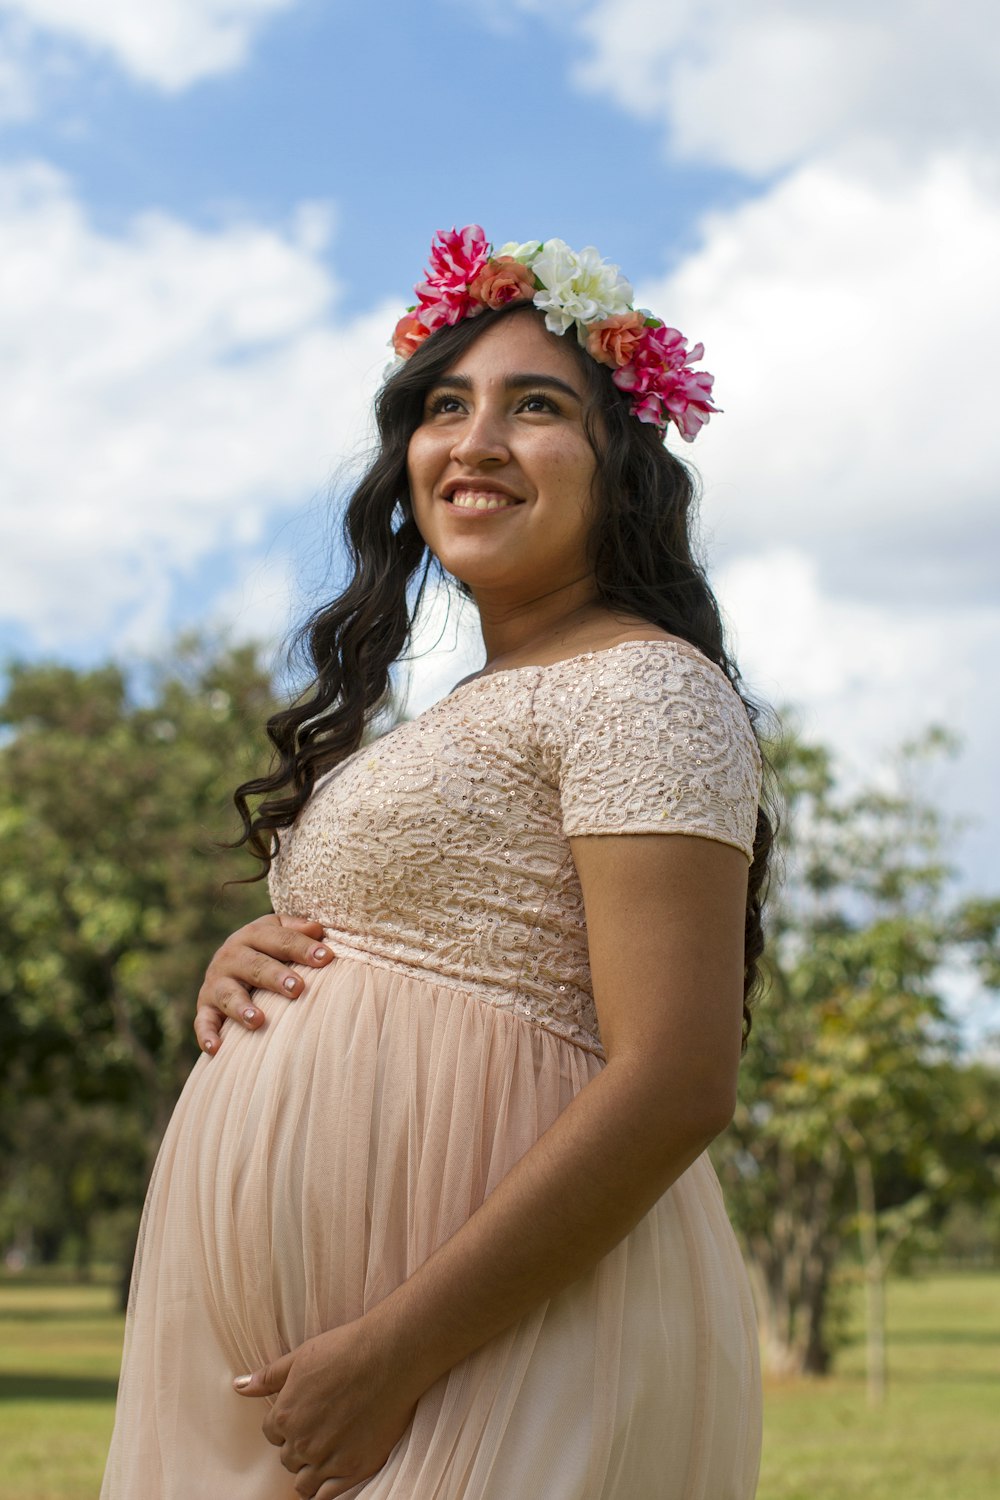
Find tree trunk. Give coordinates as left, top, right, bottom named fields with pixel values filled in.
left=743, top=1142, right=842, bottom=1377
left=747, top=1235, right=837, bottom=1377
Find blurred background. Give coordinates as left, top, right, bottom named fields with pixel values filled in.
left=0, top=3, right=997, bottom=1497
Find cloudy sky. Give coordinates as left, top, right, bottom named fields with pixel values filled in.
left=1, top=1, right=997, bottom=1027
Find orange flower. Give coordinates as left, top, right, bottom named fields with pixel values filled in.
left=585, top=311, right=648, bottom=368
left=392, top=314, right=430, bottom=358
left=468, top=256, right=537, bottom=310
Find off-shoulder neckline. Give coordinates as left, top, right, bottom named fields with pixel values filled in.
left=444, top=636, right=729, bottom=701
left=310, top=639, right=740, bottom=794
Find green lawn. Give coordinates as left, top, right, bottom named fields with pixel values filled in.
left=0, top=1270, right=997, bottom=1498
left=0, top=1271, right=122, bottom=1499
left=758, top=1272, right=1000, bottom=1500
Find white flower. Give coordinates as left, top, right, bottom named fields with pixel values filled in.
left=497, top=239, right=542, bottom=265
left=530, top=239, right=634, bottom=339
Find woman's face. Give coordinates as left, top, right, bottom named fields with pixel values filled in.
left=406, top=313, right=601, bottom=598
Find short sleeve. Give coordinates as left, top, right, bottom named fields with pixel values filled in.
left=530, top=643, right=762, bottom=860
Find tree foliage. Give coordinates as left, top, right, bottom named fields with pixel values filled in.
left=0, top=637, right=278, bottom=1268
left=714, top=724, right=1000, bottom=1387
left=1, top=638, right=997, bottom=1376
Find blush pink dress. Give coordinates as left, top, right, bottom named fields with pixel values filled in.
left=102, top=639, right=763, bottom=1499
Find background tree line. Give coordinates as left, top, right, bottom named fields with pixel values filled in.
left=1, top=635, right=998, bottom=1399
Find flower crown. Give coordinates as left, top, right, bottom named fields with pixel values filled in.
left=391, top=225, right=719, bottom=441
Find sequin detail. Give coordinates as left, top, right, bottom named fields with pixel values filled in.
left=269, top=640, right=762, bottom=1059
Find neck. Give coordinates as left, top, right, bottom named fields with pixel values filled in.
left=471, top=575, right=603, bottom=666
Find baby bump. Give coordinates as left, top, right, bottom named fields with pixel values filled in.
left=154, top=961, right=387, bottom=1372
left=148, top=955, right=595, bottom=1377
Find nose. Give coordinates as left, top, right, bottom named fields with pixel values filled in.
left=449, top=403, right=510, bottom=467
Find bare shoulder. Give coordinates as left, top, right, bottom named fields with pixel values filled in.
left=601, top=624, right=689, bottom=649
left=461, top=615, right=697, bottom=684
left=561, top=611, right=690, bottom=657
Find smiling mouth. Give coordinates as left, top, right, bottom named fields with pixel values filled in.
left=445, top=490, right=523, bottom=512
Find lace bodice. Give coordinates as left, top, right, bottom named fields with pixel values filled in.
left=269, top=640, right=762, bottom=1058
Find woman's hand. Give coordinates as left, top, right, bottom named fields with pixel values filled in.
left=233, top=1321, right=420, bottom=1498
left=195, top=914, right=335, bottom=1056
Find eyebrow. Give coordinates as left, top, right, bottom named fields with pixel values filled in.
left=429, top=372, right=583, bottom=402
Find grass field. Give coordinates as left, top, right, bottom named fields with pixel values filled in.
left=0, top=1270, right=997, bottom=1498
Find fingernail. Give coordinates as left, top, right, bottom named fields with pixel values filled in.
left=233, top=1374, right=251, bottom=1390
left=243, top=1007, right=257, bottom=1022
left=203, top=1039, right=215, bottom=1053
left=312, top=946, right=328, bottom=961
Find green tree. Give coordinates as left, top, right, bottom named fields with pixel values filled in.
left=714, top=726, right=1000, bottom=1396
left=0, top=636, right=279, bottom=1275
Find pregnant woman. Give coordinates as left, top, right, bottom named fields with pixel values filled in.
left=102, top=227, right=772, bottom=1499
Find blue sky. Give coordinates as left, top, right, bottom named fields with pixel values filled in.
left=0, top=0, right=997, bottom=1038
left=6, top=1, right=747, bottom=303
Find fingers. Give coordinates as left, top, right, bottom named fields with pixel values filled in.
left=303, top=1466, right=376, bottom=1498
left=292, top=1460, right=358, bottom=1499
left=236, top=916, right=336, bottom=997
left=194, top=913, right=336, bottom=1055
left=268, top=919, right=336, bottom=973
left=233, top=1353, right=292, bottom=1399
left=240, top=944, right=332, bottom=1003
left=278, top=916, right=326, bottom=939
left=193, top=1005, right=225, bottom=1056
left=194, top=989, right=264, bottom=1056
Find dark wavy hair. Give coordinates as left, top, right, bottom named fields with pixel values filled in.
left=232, top=302, right=775, bottom=1042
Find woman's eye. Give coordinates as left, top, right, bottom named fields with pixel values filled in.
left=427, top=393, right=464, bottom=415
left=424, top=391, right=558, bottom=417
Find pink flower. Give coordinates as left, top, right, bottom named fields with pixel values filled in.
left=469, top=256, right=537, bottom=309
left=612, top=324, right=718, bottom=438
left=413, top=285, right=470, bottom=332
left=659, top=368, right=718, bottom=441
left=630, top=393, right=666, bottom=426
left=410, top=225, right=493, bottom=333
left=392, top=313, right=431, bottom=358
left=423, top=225, right=491, bottom=294
left=628, top=325, right=692, bottom=379
left=585, top=311, right=648, bottom=368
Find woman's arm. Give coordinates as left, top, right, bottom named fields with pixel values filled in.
left=365, top=829, right=748, bottom=1387
left=241, top=831, right=748, bottom=1497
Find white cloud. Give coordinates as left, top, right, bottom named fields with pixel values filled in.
left=206, top=548, right=300, bottom=671
left=572, top=0, right=1000, bottom=175
left=400, top=580, right=485, bottom=717
left=717, top=549, right=995, bottom=748
left=619, top=147, right=1000, bottom=893
left=0, top=161, right=393, bottom=649
left=716, top=548, right=1000, bottom=897
left=0, top=0, right=297, bottom=94
left=638, top=152, right=1000, bottom=608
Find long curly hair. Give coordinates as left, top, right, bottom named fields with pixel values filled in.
left=232, top=302, right=775, bottom=1041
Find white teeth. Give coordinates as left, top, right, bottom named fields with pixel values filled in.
left=449, top=490, right=517, bottom=511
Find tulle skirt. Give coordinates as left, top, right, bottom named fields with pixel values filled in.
left=101, top=955, right=761, bottom=1498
